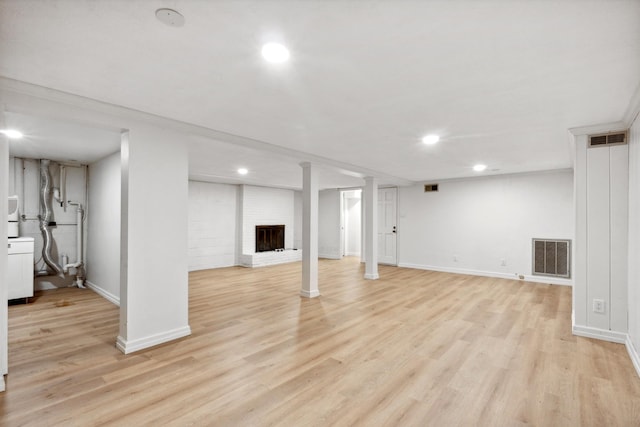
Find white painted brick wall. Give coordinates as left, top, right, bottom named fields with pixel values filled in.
left=188, top=181, right=237, bottom=271
left=242, top=185, right=295, bottom=254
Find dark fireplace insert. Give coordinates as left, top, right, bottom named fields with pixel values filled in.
left=255, top=225, right=285, bottom=252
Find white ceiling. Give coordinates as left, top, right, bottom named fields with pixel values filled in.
left=1, top=0, right=639, bottom=188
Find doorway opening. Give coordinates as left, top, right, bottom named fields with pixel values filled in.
left=341, top=189, right=362, bottom=257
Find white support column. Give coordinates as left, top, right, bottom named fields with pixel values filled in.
left=364, top=176, right=379, bottom=280
left=301, top=162, right=320, bottom=298
left=0, top=113, right=8, bottom=392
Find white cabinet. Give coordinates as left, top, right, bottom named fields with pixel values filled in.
left=7, top=237, right=34, bottom=300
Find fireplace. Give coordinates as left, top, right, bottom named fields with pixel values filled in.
left=255, top=225, right=285, bottom=252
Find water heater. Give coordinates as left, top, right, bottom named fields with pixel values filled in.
left=8, top=195, right=19, bottom=238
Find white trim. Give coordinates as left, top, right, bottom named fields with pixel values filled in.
left=422, top=168, right=574, bottom=186
left=85, top=280, right=120, bottom=307
left=572, top=325, right=627, bottom=344
left=626, top=335, right=640, bottom=378
left=319, top=254, right=341, bottom=260
left=300, top=289, right=320, bottom=298
left=345, top=252, right=361, bottom=257
left=0, top=375, right=5, bottom=392
left=397, top=263, right=573, bottom=286
left=624, top=81, right=640, bottom=126
left=569, top=121, right=628, bottom=137
left=116, top=325, right=191, bottom=354
left=364, top=273, right=380, bottom=280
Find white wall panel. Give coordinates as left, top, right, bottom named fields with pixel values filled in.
left=610, top=144, right=629, bottom=333
left=627, top=116, right=640, bottom=349
left=574, top=135, right=588, bottom=326
left=586, top=147, right=611, bottom=330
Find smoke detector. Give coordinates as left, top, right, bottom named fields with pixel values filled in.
left=155, top=8, right=185, bottom=27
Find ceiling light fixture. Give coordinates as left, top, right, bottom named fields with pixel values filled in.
left=0, top=129, right=23, bottom=139
left=155, top=8, right=185, bottom=27
left=473, top=164, right=487, bottom=172
left=237, top=168, right=248, bottom=175
left=422, top=134, right=439, bottom=145
left=261, top=43, right=290, bottom=63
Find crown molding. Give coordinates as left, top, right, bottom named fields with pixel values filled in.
left=624, top=81, right=640, bottom=126
left=569, top=121, right=628, bottom=137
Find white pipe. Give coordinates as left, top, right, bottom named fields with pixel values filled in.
left=66, top=202, right=85, bottom=288
left=15, top=158, right=24, bottom=218
left=61, top=165, right=67, bottom=212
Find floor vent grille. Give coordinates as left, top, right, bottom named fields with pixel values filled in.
left=532, top=239, right=571, bottom=278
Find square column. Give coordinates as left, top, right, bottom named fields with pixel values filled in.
left=117, top=128, right=191, bottom=354
left=301, top=162, right=320, bottom=298
left=364, top=176, right=379, bottom=279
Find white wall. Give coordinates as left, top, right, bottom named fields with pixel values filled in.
left=86, top=151, right=120, bottom=305
left=241, top=185, right=294, bottom=254
left=628, top=115, right=640, bottom=361
left=344, top=190, right=362, bottom=256
left=293, top=190, right=302, bottom=250
left=188, top=181, right=237, bottom=271
left=398, top=170, right=573, bottom=283
left=319, top=189, right=342, bottom=259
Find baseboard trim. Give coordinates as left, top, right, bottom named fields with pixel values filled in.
left=300, top=289, right=320, bottom=298
left=0, top=375, right=5, bottom=392
left=397, top=263, right=572, bottom=286
left=572, top=324, right=627, bottom=344
left=319, top=254, right=342, bottom=260
left=116, top=325, right=191, bottom=354
left=626, top=335, right=640, bottom=378
left=85, top=280, right=120, bottom=307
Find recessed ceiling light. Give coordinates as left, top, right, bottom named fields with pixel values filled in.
left=422, top=134, right=439, bottom=145
left=473, top=164, right=487, bottom=172
left=155, top=8, right=185, bottom=27
left=261, top=43, right=290, bottom=63
left=0, top=129, right=23, bottom=139
left=237, top=168, right=248, bottom=175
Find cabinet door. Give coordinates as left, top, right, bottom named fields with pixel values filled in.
left=7, top=254, right=33, bottom=300
left=7, top=254, right=23, bottom=300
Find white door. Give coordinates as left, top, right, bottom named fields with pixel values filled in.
left=377, top=187, right=397, bottom=265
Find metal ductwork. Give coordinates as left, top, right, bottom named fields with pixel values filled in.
left=39, top=159, right=65, bottom=278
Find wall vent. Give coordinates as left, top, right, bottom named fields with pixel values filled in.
left=588, top=131, right=628, bottom=148
left=424, top=184, right=439, bottom=192
left=532, top=239, right=571, bottom=278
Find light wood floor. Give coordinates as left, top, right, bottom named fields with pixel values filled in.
left=2, top=257, right=640, bottom=426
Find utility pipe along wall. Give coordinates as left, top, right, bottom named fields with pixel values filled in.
left=38, top=159, right=65, bottom=278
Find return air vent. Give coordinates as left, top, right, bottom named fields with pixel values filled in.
left=424, top=184, right=439, bottom=192
left=532, top=239, right=571, bottom=279
left=588, top=131, right=628, bottom=148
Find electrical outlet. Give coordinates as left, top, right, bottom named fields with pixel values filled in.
left=501, top=258, right=506, bottom=266
left=453, top=254, right=458, bottom=262
left=593, top=299, right=605, bottom=314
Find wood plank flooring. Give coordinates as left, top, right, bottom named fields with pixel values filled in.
left=1, top=257, right=640, bottom=426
